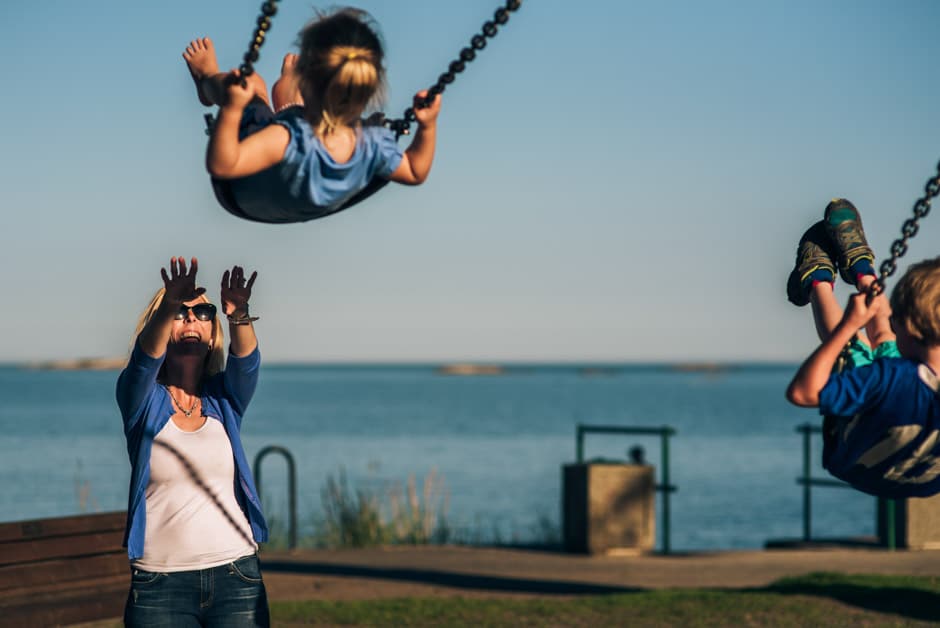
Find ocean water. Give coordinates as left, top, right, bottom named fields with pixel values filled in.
left=0, top=364, right=876, bottom=551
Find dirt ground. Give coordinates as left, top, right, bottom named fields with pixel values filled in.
left=68, top=545, right=940, bottom=627
left=259, top=545, right=940, bottom=601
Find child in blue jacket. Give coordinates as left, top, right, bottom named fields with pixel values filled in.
left=786, top=199, right=940, bottom=498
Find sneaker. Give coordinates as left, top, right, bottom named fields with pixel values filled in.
left=824, top=198, right=875, bottom=285
left=786, top=221, right=836, bottom=306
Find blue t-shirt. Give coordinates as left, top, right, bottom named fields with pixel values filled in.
left=819, top=358, right=940, bottom=498
left=229, top=107, right=404, bottom=223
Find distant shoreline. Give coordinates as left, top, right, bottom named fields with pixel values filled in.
left=7, top=359, right=796, bottom=372
left=24, top=357, right=127, bottom=371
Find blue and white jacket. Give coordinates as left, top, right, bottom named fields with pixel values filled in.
left=115, top=340, right=268, bottom=560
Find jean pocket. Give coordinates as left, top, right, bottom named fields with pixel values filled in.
left=130, top=567, right=163, bottom=585
left=229, top=555, right=263, bottom=583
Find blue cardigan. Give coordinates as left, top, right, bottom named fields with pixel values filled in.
left=115, top=340, right=268, bottom=560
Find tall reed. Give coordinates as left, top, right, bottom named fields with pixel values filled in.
left=314, top=467, right=449, bottom=548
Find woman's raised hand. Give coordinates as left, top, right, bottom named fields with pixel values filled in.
left=160, top=257, right=205, bottom=305
left=221, top=265, right=258, bottom=317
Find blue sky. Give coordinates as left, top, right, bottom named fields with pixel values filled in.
left=1, top=0, right=938, bottom=363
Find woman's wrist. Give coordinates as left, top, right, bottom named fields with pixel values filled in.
left=226, top=305, right=259, bottom=325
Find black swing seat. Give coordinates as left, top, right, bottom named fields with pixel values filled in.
left=206, top=112, right=392, bottom=224
left=211, top=172, right=391, bottom=224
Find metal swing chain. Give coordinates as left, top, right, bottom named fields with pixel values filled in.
left=215, top=0, right=522, bottom=135
left=206, top=1, right=278, bottom=131
left=232, top=1, right=280, bottom=85
left=383, top=0, right=523, bottom=138
left=869, top=160, right=940, bottom=296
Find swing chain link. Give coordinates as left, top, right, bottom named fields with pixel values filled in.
left=871, top=160, right=940, bottom=295
left=231, top=1, right=280, bottom=87
left=217, top=1, right=521, bottom=138
left=384, top=0, right=523, bottom=138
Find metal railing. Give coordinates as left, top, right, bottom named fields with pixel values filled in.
left=796, top=423, right=895, bottom=549
left=576, top=424, right=677, bottom=554
left=253, top=445, right=298, bottom=550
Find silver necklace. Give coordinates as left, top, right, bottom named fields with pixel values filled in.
left=166, top=387, right=199, bottom=418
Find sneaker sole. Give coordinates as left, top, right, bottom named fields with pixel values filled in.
left=824, top=199, right=875, bottom=284
left=787, top=221, right=836, bottom=306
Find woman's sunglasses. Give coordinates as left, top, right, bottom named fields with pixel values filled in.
left=174, top=303, right=217, bottom=321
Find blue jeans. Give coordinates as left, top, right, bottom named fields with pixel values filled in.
left=123, top=555, right=270, bottom=627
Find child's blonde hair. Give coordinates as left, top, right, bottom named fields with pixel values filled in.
left=890, top=256, right=940, bottom=345
left=130, top=288, right=226, bottom=382
left=295, top=7, right=387, bottom=137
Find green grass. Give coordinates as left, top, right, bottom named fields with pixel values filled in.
left=270, top=572, right=940, bottom=627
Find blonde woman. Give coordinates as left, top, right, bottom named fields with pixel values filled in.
left=117, top=257, right=269, bottom=627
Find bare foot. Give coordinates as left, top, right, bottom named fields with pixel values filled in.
left=272, top=54, right=304, bottom=112
left=182, top=37, right=220, bottom=107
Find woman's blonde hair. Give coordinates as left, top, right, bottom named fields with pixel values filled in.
left=890, top=256, right=940, bottom=345
left=295, top=8, right=387, bottom=136
left=130, top=288, right=225, bottom=382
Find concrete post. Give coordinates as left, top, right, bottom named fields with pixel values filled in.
left=880, top=496, right=940, bottom=549
left=562, top=463, right=655, bottom=554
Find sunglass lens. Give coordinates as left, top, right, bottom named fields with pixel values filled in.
left=176, top=303, right=217, bottom=321
left=192, top=304, right=216, bottom=321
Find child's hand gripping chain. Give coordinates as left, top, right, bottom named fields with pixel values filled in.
left=785, top=199, right=940, bottom=499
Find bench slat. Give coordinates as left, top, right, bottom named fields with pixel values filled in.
left=0, top=511, right=125, bottom=542
left=0, top=512, right=130, bottom=625
left=0, top=552, right=127, bottom=593
left=0, top=530, right=126, bottom=567
left=0, top=574, right=127, bottom=627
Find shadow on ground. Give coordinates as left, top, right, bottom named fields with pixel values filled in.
left=261, top=560, right=639, bottom=596
left=760, top=572, right=940, bottom=623
left=262, top=557, right=940, bottom=623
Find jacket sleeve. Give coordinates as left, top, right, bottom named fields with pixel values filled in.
left=115, top=338, right=165, bottom=434
left=222, top=345, right=261, bottom=424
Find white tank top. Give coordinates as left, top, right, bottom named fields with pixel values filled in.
left=133, top=416, right=257, bottom=572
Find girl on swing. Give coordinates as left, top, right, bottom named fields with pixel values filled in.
left=183, top=7, right=441, bottom=223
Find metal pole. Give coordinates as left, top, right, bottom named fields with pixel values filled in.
left=253, top=445, right=298, bottom=550
left=576, top=425, right=585, bottom=463
left=802, top=425, right=811, bottom=542
left=661, top=429, right=671, bottom=555
left=886, top=499, right=896, bottom=551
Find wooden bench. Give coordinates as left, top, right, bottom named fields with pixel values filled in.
left=0, top=511, right=128, bottom=626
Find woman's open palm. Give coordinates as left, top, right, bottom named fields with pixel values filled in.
left=160, top=257, right=205, bottom=304
left=221, top=265, right=257, bottom=316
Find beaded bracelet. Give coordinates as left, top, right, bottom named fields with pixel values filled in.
left=227, top=307, right=259, bottom=325
left=274, top=102, right=304, bottom=114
